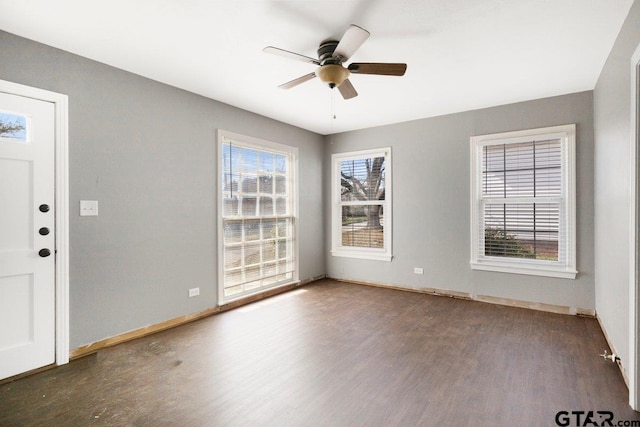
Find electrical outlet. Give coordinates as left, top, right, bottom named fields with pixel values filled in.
left=414, top=267, right=424, bottom=275
left=188, top=287, right=200, bottom=297
left=80, top=200, right=99, bottom=216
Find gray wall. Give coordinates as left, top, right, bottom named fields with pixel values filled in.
left=2, top=12, right=626, bottom=356
left=0, top=31, right=325, bottom=349
left=325, top=91, right=595, bottom=311
left=594, top=0, right=640, bottom=381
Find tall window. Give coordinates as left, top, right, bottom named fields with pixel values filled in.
left=218, top=130, right=297, bottom=303
left=470, top=124, right=576, bottom=278
left=331, top=148, right=392, bottom=261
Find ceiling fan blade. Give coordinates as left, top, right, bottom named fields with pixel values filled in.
left=263, top=46, right=320, bottom=65
left=338, top=78, right=358, bottom=100
left=278, top=72, right=317, bottom=89
left=334, top=24, right=370, bottom=62
left=348, top=63, right=407, bottom=76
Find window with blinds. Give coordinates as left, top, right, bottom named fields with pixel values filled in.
left=470, top=125, right=576, bottom=279
left=218, top=131, right=297, bottom=302
left=331, top=148, right=392, bottom=261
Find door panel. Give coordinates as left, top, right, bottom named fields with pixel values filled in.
left=0, top=159, right=32, bottom=250
left=0, top=92, right=55, bottom=380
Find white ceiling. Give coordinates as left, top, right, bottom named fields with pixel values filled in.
left=0, top=0, right=634, bottom=135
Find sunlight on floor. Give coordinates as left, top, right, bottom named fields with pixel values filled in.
left=237, top=289, right=308, bottom=313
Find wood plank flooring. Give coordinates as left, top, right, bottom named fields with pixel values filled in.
left=1, top=279, right=639, bottom=426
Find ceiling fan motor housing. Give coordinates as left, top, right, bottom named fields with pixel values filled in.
left=317, top=40, right=350, bottom=88
left=318, top=40, right=339, bottom=64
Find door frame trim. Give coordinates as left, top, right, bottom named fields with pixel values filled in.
left=630, top=41, right=640, bottom=411
left=0, top=79, right=69, bottom=367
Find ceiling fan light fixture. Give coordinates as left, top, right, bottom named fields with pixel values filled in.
left=264, top=24, right=406, bottom=99
left=316, top=64, right=350, bottom=88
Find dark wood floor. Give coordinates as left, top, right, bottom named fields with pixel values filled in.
left=1, top=279, right=639, bottom=426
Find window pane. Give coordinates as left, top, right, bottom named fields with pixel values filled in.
left=241, top=174, right=257, bottom=193
left=245, top=265, right=261, bottom=282
left=275, top=197, right=287, bottom=215
left=224, top=246, right=242, bottom=269
left=275, top=154, right=287, bottom=173
left=277, top=239, right=288, bottom=259
left=221, top=137, right=295, bottom=300
left=483, top=203, right=559, bottom=261
left=262, top=243, right=276, bottom=262
left=483, top=139, right=562, bottom=198
left=262, top=219, right=276, bottom=239
left=223, top=196, right=238, bottom=216
left=341, top=205, right=384, bottom=249
left=263, top=262, right=277, bottom=278
left=259, top=152, right=273, bottom=172
left=242, top=148, right=258, bottom=171
left=241, top=197, right=257, bottom=216
left=224, top=273, right=242, bottom=289
left=222, top=144, right=240, bottom=174
left=0, top=112, right=27, bottom=143
left=340, top=156, right=385, bottom=202
left=259, top=175, right=273, bottom=194
left=277, top=219, right=289, bottom=238
left=244, top=219, right=260, bottom=241
left=259, top=196, right=274, bottom=215
left=275, top=176, right=286, bottom=194
left=244, top=243, right=261, bottom=265
left=222, top=173, right=239, bottom=192
left=224, top=221, right=242, bottom=243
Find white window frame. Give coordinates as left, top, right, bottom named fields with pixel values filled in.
left=331, top=147, right=392, bottom=262
left=217, top=130, right=299, bottom=304
left=470, top=124, right=577, bottom=279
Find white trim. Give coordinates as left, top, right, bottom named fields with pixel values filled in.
left=470, top=261, right=577, bottom=279
left=331, top=147, right=393, bottom=262
left=629, top=41, right=640, bottom=411
left=0, top=79, right=70, bottom=366
left=330, top=250, right=393, bottom=262
left=217, top=131, right=225, bottom=306
left=470, top=124, right=576, bottom=279
left=216, top=129, right=299, bottom=306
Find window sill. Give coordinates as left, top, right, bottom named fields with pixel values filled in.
left=331, top=250, right=393, bottom=262
left=219, top=280, right=300, bottom=306
left=470, top=261, right=577, bottom=279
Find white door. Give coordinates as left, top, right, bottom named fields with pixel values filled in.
left=0, top=91, right=55, bottom=380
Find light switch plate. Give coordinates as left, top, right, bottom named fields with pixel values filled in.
left=80, top=200, right=99, bottom=216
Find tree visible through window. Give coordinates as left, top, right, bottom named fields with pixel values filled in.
left=332, top=148, right=392, bottom=261
left=0, top=112, right=27, bottom=142
left=341, top=156, right=385, bottom=248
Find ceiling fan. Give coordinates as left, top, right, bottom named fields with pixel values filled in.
left=263, top=24, right=407, bottom=100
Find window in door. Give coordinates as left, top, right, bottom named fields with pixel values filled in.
left=218, top=130, right=298, bottom=303
left=0, top=111, right=28, bottom=143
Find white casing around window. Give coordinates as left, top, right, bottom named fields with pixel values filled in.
left=331, top=147, right=393, bottom=262
left=469, top=124, right=577, bottom=279
left=217, top=129, right=299, bottom=304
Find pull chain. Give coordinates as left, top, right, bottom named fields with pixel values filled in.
left=330, top=88, right=336, bottom=135
left=332, top=88, right=336, bottom=120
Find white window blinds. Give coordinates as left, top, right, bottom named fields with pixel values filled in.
left=470, top=125, right=576, bottom=279
left=482, top=139, right=562, bottom=261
